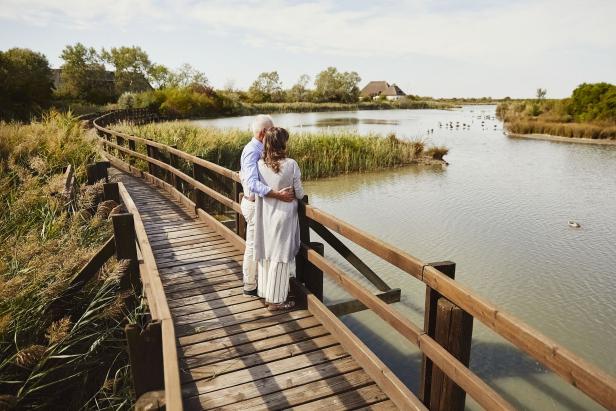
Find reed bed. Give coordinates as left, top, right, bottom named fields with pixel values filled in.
left=112, top=121, right=443, bottom=180
left=504, top=120, right=616, bottom=140
left=242, top=100, right=454, bottom=114
left=0, top=112, right=140, bottom=410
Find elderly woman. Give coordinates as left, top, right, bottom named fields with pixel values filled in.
left=253, top=127, right=304, bottom=310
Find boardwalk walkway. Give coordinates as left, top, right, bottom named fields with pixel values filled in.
left=112, top=168, right=398, bottom=410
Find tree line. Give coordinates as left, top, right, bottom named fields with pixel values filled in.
left=0, top=44, right=363, bottom=121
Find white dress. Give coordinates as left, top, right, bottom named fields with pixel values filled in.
left=253, top=158, right=305, bottom=303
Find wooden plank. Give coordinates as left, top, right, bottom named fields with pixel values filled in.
left=180, top=334, right=338, bottom=384
left=292, top=383, right=388, bottom=410
left=177, top=309, right=313, bottom=347
left=171, top=293, right=264, bottom=318
left=180, top=344, right=348, bottom=398
left=156, top=252, right=243, bottom=272
left=182, top=325, right=328, bottom=369
left=221, top=368, right=374, bottom=410
left=150, top=233, right=224, bottom=250
left=153, top=240, right=230, bottom=259
left=154, top=245, right=238, bottom=265
left=357, top=400, right=399, bottom=410
left=161, top=267, right=242, bottom=289
left=165, top=278, right=244, bottom=301
left=168, top=286, right=244, bottom=310
left=173, top=299, right=265, bottom=326
left=183, top=356, right=361, bottom=410
left=179, top=315, right=320, bottom=358
left=298, top=280, right=427, bottom=411
left=160, top=261, right=240, bottom=281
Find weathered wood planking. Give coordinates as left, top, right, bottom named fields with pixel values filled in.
left=110, top=168, right=407, bottom=411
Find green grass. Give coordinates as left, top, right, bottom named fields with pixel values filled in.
left=112, top=121, right=444, bottom=180
left=0, top=112, right=140, bottom=410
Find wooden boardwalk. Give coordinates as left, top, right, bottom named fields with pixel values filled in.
left=113, top=169, right=399, bottom=410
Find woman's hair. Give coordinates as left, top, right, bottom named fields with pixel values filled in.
left=262, top=127, right=289, bottom=173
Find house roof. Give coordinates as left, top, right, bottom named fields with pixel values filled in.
left=360, top=81, right=389, bottom=97
left=381, top=84, right=406, bottom=96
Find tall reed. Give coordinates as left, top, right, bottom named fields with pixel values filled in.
left=0, top=112, right=139, bottom=410
left=112, top=121, right=441, bottom=180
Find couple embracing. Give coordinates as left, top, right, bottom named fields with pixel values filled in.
left=239, top=115, right=304, bottom=311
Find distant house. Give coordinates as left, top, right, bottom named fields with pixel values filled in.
left=360, top=81, right=406, bottom=100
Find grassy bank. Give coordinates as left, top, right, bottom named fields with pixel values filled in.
left=111, top=121, right=447, bottom=180
left=497, top=83, right=616, bottom=140
left=0, top=112, right=138, bottom=410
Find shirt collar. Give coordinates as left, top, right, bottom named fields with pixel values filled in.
left=251, top=137, right=264, bottom=149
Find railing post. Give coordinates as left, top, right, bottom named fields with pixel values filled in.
left=111, top=213, right=140, bottom=292
left=169, top=145, right=182, bottom=192
left=234, top=181, right=246, bottom=239
left=116, top=135, right=125, bottom=159
left=297, top=195, right=310, bottom=284
left=125, top=321, right=164, bottom=399
left=146, top=143, right=158, bottom=177
left=86, top=161, right=109, bottom=185
left=193, top=162, right=207, bottom=211
left=128, top=139, right=136, bottom=165
left=420, top=261, right=473, bottom=411
left=103, top=182, right=121, bottom=204
left=305, top=241, right=324, bottom=301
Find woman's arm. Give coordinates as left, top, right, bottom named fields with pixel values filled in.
left=292, top=160, right=305, bottom=200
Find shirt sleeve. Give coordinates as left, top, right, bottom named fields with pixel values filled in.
left=241, top=147, right=271, bottom=197
left=292, top=160, right=305, bottom=199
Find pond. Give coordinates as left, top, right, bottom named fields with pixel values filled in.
left=192, top=106, right=616, bottom=410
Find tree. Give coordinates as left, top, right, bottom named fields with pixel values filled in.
left=101, top=46, right=154, bottom=93
left=0, top=48, right=53, bottom=120
left=59, top=43, right=114, bottom=103
left=248, top=71, right=284, bottom=103
left=313, top=67, right=361, bottom=103
left=536, top=88, right=547, bottom=100
left=286, top=74, right=312, bottom=102
left=148, top=64, right=172, bottom=89
left=168, top=63, right=209, bottom=88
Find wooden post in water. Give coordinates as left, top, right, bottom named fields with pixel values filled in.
left=429, top=298, right=474, bottom=411
left=419, top=261, right=473, bottom=411
left=125, top=321, right=164, bottom=399
left=111, top=213, right=139, bottom=292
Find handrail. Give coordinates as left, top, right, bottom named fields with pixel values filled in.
left=94, top=110, right=616, bottom=410
left=117, top=182, right=184, bottom=411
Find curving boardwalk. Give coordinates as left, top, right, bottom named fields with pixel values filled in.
left=112, top=168, right=399, bottom=410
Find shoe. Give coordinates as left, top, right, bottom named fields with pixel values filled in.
left=243, top=289, right=259, bottom=297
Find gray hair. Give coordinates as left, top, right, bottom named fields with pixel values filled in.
left=251, top=114, right=274, bottom=138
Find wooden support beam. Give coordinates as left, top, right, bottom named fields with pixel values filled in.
left=327, top=288, right=401, bottom=317
left=125, top=321, right=164, bottom=399
left=234, top=181, right=246, bottom=239
left=309, top=219, right=390, bottom=292
left=297, top=195, right=310, bottom=284
left=192, top=163, right=207, bottom=212
left=420, top=261, right=456, bottom=405
left=86, top=161, right=109, bottom=185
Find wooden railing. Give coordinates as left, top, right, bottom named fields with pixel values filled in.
left=92, top=110, right=616, bottom=411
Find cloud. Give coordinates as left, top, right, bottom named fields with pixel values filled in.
left=1, top=0, right=614, bottom=65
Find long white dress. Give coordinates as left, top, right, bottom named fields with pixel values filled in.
left=253, top=158, right=305, bottom=304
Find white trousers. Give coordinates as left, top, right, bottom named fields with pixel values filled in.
left=240, top=198, right=257, bottom=291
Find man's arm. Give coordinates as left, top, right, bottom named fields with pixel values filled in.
left=241, top=148, right=294, bottom=202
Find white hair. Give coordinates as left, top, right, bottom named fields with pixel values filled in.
left=251, top=114, right=274, bottom=138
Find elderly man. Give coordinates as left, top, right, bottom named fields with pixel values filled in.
left=240, top=114, right=294, bottom=296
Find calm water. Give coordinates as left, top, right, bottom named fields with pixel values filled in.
left=192, top=107, right=616, bottom=410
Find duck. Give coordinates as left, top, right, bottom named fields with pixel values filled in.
left=568, top=220, right=581, bottom=228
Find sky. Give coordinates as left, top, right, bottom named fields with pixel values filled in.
left=1, top=0, right=615, bottom=98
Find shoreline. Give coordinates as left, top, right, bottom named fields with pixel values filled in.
left=506, top=132, right=616, bottom=145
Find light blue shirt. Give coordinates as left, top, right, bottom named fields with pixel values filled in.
left=240, top=138, right=271, bottom=198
